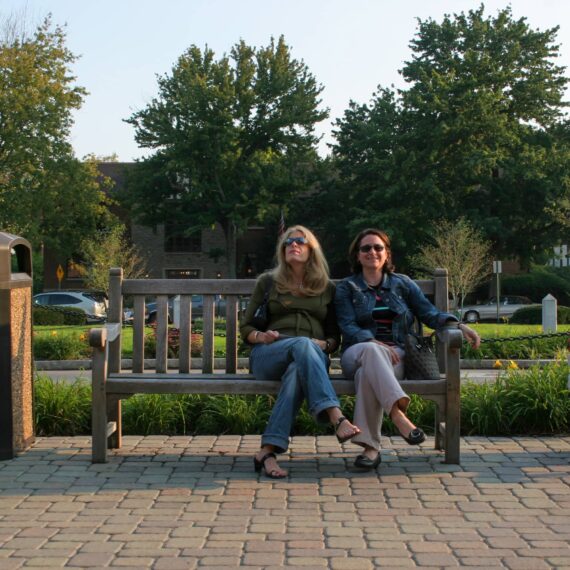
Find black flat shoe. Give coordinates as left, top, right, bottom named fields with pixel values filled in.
left=253, top=452, right=287, bottom=479
left=335, top=416, right=360, bottom=443
left=354, top=453, right=381, bottom=469
left=401, top=427, right=426, bottom=445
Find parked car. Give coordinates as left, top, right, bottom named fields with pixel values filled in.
left=33, top=291, right=107, bottom=323
left=460, top=295, right=536, bottom=323
left=145, top=299, right=174, bottom=324
left=145, top=295, right=228, bottom=324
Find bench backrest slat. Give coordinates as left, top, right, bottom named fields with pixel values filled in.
left=225, top=296, right=239, bottom=373
left=111, top=270, right=448, bottom=375
left=202, top=295, right=216, bottom=373
left=155, top=295, right=169, bottom=373
left=178, top=295, right=192, bottom=373
left=132, top=295, right=146, bottom=373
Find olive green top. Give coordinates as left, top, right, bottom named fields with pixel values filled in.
left=240, top=273, right=340, bottom=346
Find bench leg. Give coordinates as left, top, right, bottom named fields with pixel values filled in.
left=92, top=346, right=108, bottom=463
left=107, top=397, right=122, bottom=449
left=444, top=348, right=461, bottom=465
left=434, top=404, right=444, bottom=451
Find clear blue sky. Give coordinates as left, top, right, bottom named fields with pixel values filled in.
left=3, top=0, right=569, bottom=161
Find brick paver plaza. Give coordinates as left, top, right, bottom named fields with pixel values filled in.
left=0, top=435, right=569, bottom=569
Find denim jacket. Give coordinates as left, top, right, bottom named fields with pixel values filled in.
left=334, top=272, right=458, bottom=352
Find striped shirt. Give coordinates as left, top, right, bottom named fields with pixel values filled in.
left=371, top=288, right=397, bottom=344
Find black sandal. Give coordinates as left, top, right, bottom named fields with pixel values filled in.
left=253, top=452, right=287, bottom=479
left=401, top=427, right=426, bottom=445
left=335, top=416, right=359, bottom=443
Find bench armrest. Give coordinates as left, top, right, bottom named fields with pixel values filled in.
left=89, top=323, right=121, bottom=349
left=436, top=326, right=463, bottom=350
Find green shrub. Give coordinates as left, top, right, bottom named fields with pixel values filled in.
left=461, top=361, right=570, bottom=435
left=33, top=306, right=64, bottom=326
left=144, top=327, right=203, bottom=358
left=34, top=376, right=91, bottom=436
left=33, top=306, right=86, bottom=326
left=510, top=305, right=570, bottom=325
left=501, top=267, right=570, bottom=305
left=60, top=306, right=87, bottom=325
left=33, top=361, right=570, bottom=437
left=33, top=331, right=90, bottom=360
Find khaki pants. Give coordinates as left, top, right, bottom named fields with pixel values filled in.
left=340, top=342, right=408, bottom=451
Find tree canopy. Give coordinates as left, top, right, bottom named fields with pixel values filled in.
left=0, top=15, right=111, bottom=256
left=125, top=36, right=327, bottom=277
left=330, top=6, right=570, bottom=268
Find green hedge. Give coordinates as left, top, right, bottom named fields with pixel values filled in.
left=33, top=306, right=64, bottom=325
left=33, top=306, right=86, bottom=326
left=501, top=268, right=570, bottom=305
left=510, top=305, right=570, bottom=325
left=34, top=361, right=570, bottom=437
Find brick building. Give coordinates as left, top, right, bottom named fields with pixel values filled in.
left=42, top=162, right=276, bottom=290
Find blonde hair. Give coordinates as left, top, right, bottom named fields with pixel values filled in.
left=272, top=225, right=330, bottom=296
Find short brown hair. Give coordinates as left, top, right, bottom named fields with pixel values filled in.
left=348, top=228, right=395, bottom=274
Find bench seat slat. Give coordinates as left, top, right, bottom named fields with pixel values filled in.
left=105, top=374, right=447, bottom=396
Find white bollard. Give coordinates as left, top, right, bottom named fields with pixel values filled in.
left=542, top=294, right=557, bottom=333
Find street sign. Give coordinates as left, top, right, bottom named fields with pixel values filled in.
left=56, top=264, right=64, bottom=283
left=493, top=260, right=502, bottom=274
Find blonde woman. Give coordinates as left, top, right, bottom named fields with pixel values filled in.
left=240, top=225, right=360, bottom=478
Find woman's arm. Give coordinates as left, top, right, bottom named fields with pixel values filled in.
left=334, top=279, right=375, bottom=345
left=321, top=283, right=341, bottom=353
left=239, top=274, right=272, bottom=342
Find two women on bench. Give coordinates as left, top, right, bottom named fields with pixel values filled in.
left=241, top=225, right=480, bottom=477
left=240, top=225, right=360, bottom=478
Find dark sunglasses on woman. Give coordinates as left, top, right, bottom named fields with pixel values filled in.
left=359, top=244, right=385, bottom=253
left=284, top=237, right=308, bottom=246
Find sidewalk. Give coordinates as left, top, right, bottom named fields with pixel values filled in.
left=1, top=435, right=569, bottom=568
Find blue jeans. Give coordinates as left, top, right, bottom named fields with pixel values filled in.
left=250, top=337, right=340, bottom=453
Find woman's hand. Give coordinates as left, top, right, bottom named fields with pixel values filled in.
left=373, top=340, right=400, bottom=365
left=250, top=329, right=280, bottom=344
left=311, top=338, right=327, bottom=352
left=458, top=323, right=481, bottom=349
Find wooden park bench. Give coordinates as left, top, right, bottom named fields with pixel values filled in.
left=89, top=268, right=464, bottom=464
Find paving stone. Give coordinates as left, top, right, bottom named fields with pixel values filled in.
left=1, top=435, right=570, bottom=568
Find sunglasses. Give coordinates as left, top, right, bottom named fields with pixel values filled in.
left=284, top=236, right=308, bottom=247
left=359, top=244, right=385, bottom=253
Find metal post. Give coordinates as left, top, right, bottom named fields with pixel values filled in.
left=493, top=261, right=502, bottom=323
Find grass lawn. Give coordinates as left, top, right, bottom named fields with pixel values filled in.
left=34, top=325, right=227, bottom=358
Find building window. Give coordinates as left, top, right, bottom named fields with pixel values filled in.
left=164, top=223, right=201, bottom=253
left=67, top=260, right=84, bottom=279
left=165, top=269, right=201, bottom=279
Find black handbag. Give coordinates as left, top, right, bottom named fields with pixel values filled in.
left=251, top=276, right=273, bottom=331
left=403, top=323, right=440, bottom=381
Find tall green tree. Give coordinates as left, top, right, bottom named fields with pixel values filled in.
left=125, top=36, right=327, bottom=277
left=0, top=15, right=110, bottom=256
left=331, top=6, right=570, bottom=267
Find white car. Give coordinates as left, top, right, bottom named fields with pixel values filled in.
left=460, top=296, right=535, bottom=323
left=33, top=291, right=107, bottom=323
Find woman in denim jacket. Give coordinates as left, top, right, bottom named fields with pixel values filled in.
left=335, top=229, right=480, bottom=469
